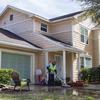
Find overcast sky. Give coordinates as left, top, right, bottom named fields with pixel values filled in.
left=0, top=0, right=81, bottom=18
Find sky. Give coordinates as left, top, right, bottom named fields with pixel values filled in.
left=0, top=0, right=82, bottom=18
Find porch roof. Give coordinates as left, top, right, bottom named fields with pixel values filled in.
left=92, top=24, right=100, bottom=30
left=0, top=28, right=41, bottom=50
left=1, top=28, right=84, bottom=53
left=19, top=32, right=84, bottom=53
left=28, top=33, right=84, bottom=53
left=43, top=35, right=85, bottom=53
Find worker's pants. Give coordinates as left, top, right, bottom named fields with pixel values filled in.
left=48, top=73, right=54, bottom=86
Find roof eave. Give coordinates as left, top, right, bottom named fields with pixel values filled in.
left=0, top=41, right=42, bottom=51
left=44, top=45, right=85, bottom=53
left=92, top=27, right=100, bottom=30
left=49, top=17, right=74, bottom=23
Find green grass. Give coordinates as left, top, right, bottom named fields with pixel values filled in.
left=0, top=93, right=90, bottom=100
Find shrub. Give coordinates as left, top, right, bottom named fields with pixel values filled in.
left=80, top=66, right=100, bottom=83
left=86, top=96, right=94, bottom=100
left=80, top=68, right=89, bottom=81
left=0, top=69, right=14, bottom=85
left=88, top=67, right=100, bottom=83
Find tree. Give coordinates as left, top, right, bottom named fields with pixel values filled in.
left=78, top=0, right=100, bottom=23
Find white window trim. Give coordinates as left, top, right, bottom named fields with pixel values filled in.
left=80, top=55, right=92, bottom=68
left=80, top=35, right=88, bottom=45
left=0, top=48, right=35, bottom=83
left=80, top=26, right=88, bottom=45
left=41, top=23, right=48, bottom=32
left=54, top=55, right=62, bottom=59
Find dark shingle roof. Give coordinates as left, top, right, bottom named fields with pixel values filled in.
left=43, top=35, right=72, bottom=46
left=0, top=28, right=41, bottom=48
left=49, top=11, right=83, bottom=21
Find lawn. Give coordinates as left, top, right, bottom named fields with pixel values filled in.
left=0, top=86, right=99, bottom=100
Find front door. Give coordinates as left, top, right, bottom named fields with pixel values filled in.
left=55, top=55, right=63, bottom=79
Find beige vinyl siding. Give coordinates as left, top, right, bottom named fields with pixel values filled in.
left=0, top=9, right=29, bottom=25
left=48, top=20, right=73, bottom=44
left=0, top=8, right=34, bottom=34
left=72, top=21, right=93, bottom=57
left=35, top=52, right=45, bottom=70
left=50, top=20, right=72, bottom=33
left=33, top=17, right=50, bottom=33
left=93, top=30, right=100, bottom=67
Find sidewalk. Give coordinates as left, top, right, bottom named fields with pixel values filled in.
left=84, top=84, right=100, bottom=91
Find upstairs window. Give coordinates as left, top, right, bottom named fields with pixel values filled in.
left=10, top=14, right=13, bottom=21
left=80, top=26, right=88, bottom=44
left=41, top=23, right=47, bottom=32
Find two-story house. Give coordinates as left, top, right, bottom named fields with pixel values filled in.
left=0, top=5, right=99, bottom=84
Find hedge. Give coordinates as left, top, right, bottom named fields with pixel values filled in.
left=0, top=69, right=14, bottom=84
left=80, top=66, right=100, bottom=83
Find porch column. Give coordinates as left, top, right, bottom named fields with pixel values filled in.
left=71, top=53, right=74, bottom=81
left=78, top=53, right=80, bottom=72
left=77, top=53, right=80, bottom=80
left=30, top=54, right=35, bottom=83
left=44, top=52, right=49, bottom=73
left=62, top=50, right=66, bottom=84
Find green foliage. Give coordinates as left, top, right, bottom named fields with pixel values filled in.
left=78, top=0, right=100, bottom=23
left=80, top=66, right=100, bottom=83
left=88, top=67, right=100, bottom=82
left=85, top=96, right=94, bottom=100
left=0, top=69, right=14, bottom=85
left=80, top=68, right=89, bottom=81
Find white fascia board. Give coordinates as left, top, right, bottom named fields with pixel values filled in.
left=0, top=41, right=41, bottom=50
left=45, top=46, right=85, bottom=53
left=33, top=15, right=49, bottom=22
left=92, top=27, right=100, bottom=30
left=50, top=17, right=74, bottom=23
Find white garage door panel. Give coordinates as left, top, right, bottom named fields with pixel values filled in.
left=1, top=52, right=31, bottom=79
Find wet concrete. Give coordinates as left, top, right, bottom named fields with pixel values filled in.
left=0, top=85, right=100, bottom=100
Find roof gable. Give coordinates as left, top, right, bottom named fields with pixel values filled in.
left=0, top=5, right=83, bottom=22
left=49, top=11, right=83, bottom=21
left=0, top=5, right=34, bottom=17
left=0, top=5, right=49, bottom=22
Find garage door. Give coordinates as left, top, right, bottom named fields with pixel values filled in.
left=1, top=52, right=31, bottom=79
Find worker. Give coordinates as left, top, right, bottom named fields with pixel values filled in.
left=47, top=61, right=57, bottom=86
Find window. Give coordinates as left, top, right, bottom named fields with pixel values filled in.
left=41, top=23, right=47, bottom=32
left=80, top=26, right=88, bottom=44
left=85, top=58, right=92, bottom=68
left=80, top=57, right=92, bottom=68
left=80, top=57, right=84, bottom=68
left=10, top=14, right=13, bottom=21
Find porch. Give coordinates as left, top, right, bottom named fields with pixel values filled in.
left=44, top=50, right=80, bottom=84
